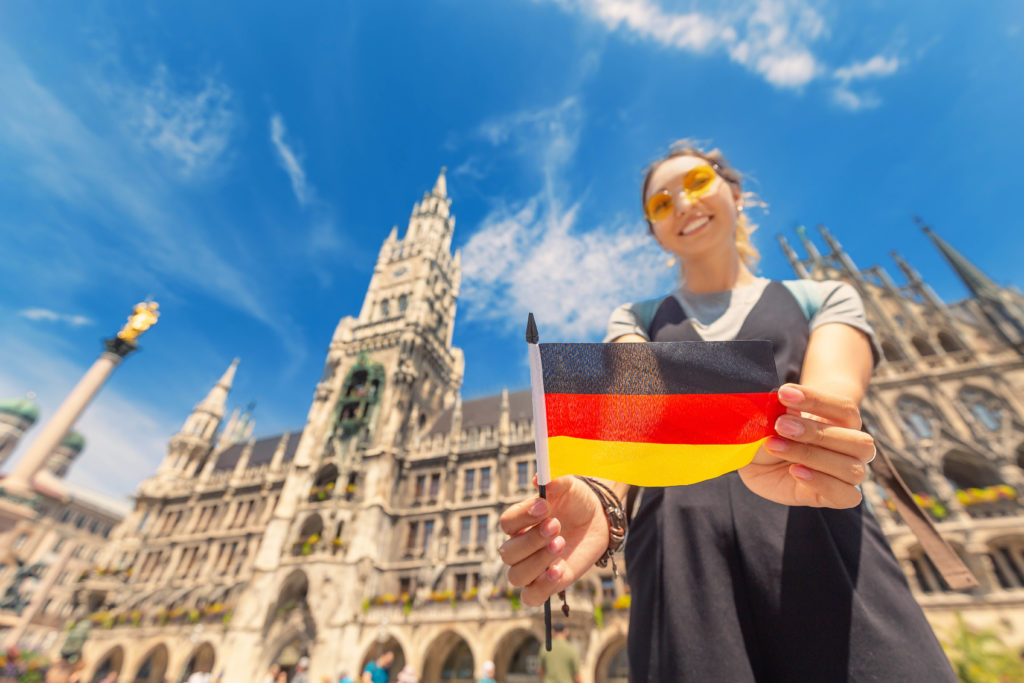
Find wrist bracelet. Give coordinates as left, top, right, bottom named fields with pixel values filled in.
left=575, top=475, right=627, bottom=576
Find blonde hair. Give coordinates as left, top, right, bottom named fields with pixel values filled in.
left=641, top=139, right=760, bottom=270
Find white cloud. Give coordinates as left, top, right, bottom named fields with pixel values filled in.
left=831, top=54, right=900, bottom=111
left=834, top=55, right=901, bottom=82
left=0, top=332, right=176, bottom=499
left=131, top=65, right=234, bottom=177
left=19, top=308, right=94, bottom=327
left=461, top=197, right=672, bottom=340
left=549, top=0, right=827, bottom=89
left=461, top=99, right=673, bottom=339
left=270, top=113, right=311, bottom=206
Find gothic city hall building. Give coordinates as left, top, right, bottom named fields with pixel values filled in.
left=61, top=172, right=1024, bottom=682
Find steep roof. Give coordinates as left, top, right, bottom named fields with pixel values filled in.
left=213, top=431, right=302, bottom=471
left=427, top=389, right=532, bottom=436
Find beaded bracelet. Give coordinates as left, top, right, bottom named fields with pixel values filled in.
left=575, top=475, right=627, bottom=576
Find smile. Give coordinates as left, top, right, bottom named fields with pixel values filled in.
left=680, top=215, right=711, bottom=236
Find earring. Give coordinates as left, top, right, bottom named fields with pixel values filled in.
left=736, top=205, right=744, bottom=213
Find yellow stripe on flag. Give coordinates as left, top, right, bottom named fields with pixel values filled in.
left=547, top=435, right=768, bottom=487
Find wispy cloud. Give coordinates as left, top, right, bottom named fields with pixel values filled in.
left=0, top=46, right=305, bottom=364
left=832, top=54, right=901, bottom=111
left=19, top=308, right=94, bottom=327
left=461, top=99, right=673, bottom=339
left=270, top=113, right=311, bottom=206
left=547, top=0, right=901, bottom=98
left=129, top=65, right=235, bottom=178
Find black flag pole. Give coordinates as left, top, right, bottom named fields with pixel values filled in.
left=525, top=312, right=553, bottom=652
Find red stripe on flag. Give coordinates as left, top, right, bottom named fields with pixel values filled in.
left=544, top=392, right=785, bottom=445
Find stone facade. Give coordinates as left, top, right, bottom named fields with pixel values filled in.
left=72, top=176, right=1024, bottom=683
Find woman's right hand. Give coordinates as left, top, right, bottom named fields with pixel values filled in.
left=498, top=475, right=611, bottom=607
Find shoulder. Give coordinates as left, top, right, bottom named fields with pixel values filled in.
left=779, top=279, right=865, bottom=320
left=605, top=295, right=671, bottom=342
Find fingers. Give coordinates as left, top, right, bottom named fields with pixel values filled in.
left=765, top=437, right=867, bottom=487
left=499, top=517, right=562, bottom=570
left=499, top=497, right=550, bottom=537
left=788, top=465, right=864, bottom=509
left=773, top=414, right=875, bottom=464
left=521, top=558, right=573, bottom=607
left=778, top=383, right=862, bottom=429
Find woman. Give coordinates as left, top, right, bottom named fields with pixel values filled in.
left=498, top=142, right=955, bottom=680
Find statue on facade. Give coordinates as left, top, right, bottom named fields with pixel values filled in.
left=0, top=560, right=45, bottom=613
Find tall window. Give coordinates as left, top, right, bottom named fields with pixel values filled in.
left=406, top=521, right=419, bottom=553
left=516, top=461, right=529, bottom=490
left=459, top=516, right=472, bottom=548
left=422, top=520, right=435, bottom=552
left=480, top=467, right=492, bottom=494
left=464, top=469, right=475, bottom=499
left=476, top=514, right=489, bottom=546
left=414, top=474, right=426, bottom=501
left=398, top=294, right=409, bottom=313
left=429, top=473, right=441, bottom=501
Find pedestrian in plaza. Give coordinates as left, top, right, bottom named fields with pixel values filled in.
left=360, top=651, right=393, bottom=683
left=292, top=658, right=310, bottom=683
left=537, top=623, right=580, bottom=683
left=499, top=140, right=958, bottom=681
left=261, top=664, right=281, bottom=683
left=477, top=660, right=496, bottom=683
left=336, top=669, right=354, bottom=683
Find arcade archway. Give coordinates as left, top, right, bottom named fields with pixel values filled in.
left=132, top=644, right=169, bottom=683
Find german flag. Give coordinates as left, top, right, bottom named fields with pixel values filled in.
left=529, top=340, right=785, bottom=487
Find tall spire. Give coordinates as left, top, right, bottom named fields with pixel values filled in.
left=917, top=217, right=1001, bottom=300
left=195, top=358, right=239, bottom=417
left=432, top=166, right=447, bottom=198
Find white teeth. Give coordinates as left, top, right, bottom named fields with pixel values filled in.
left=682, top=216, right=710, bottom=235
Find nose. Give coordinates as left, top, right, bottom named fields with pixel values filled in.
left=674, top=190, right=695, bottom=213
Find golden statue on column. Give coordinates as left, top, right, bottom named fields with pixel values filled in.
left=117, top=301, right=160, bottom=342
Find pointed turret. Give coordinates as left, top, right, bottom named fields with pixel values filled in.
left=195, top=358, right=239, bottom=417
left=432, top=166, right=447, bottom=198
left=918, top=217, right=1024, bottom=349
left=776, top=235, right=810, bottom=279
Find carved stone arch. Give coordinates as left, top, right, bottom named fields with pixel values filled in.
left=130, top=643, right=169, bottom=683
left=313, top=462, right=339, bottom=487
left=937, top=329, right=963, bottom=353
left=880, top=339, right=906, bottom=362
left=293, top=514, right=325, bottom=556
left=594, top=632, right=630, bottom=683
left=981, top=534, right=1024, bottom=590
left=942, top=449, right=1004, bottom=489
left=178, top=642, right=215, bottom=682
left=492, top=627, right=540, bottom=682
left=89, top=645, right=124, bottom=683
left=911, top=335, right=936, bottom=357
left=958, top=385, right=1005, bottom=432
left=263, top=569, right=312, bottom=635
left=422, top=629, right=477, bottom=683
left=262, top=626, right=313, bottom=678
left=896, top=394, right=940, bottom=441
left=358, top=635, right=407, bottom=681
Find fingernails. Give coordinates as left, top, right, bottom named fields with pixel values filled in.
left=791, top=464, right=814, bottom=481
left=765, top=436, right=789, bottom=452
left=540, top=518, right=559, bottom=538
left=546, top=561, right=564, bottom=581
left=529, top=499, right=549, bottom=517
left=548, top=536, right=566, bottom=554
left=779, top=385, right=805, bottom=404
left=775, top=416, right=804, bottom=437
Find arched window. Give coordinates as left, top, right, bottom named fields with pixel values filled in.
left=897, top=395, right=938, bottom=440
left=937, top=330, right=963, bottom=353
left=380, top=300, right=390, bottom=318
left=881, top=340, right=905, bottom=362
left=959, top=386, right=1004, bottom=432
left=985, top=537, right=1024, bottom=590
left=911, top=335, right=936, bottom=357
left=398, top=294, right=409, bottom=313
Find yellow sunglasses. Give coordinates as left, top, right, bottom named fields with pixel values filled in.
left=644, top=164, right=718, bottom=222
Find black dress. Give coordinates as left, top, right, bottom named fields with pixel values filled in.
left=625, top=282, right=955, bottom=682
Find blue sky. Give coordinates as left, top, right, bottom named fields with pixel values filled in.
left=1, top=1, right=1022, bottom=499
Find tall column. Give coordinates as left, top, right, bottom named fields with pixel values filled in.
left=2, top=302, right=158, bottom=498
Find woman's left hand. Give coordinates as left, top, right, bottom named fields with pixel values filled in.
left=738, top=382, right=875, bottom=508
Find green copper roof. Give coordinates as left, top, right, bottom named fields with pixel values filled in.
left=0, top=397, right=40, bottom=423
left=60, top=431, right=86, bottom=451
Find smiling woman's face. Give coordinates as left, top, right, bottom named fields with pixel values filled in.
left=644, top=154, right=742, bottom=263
